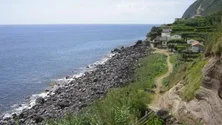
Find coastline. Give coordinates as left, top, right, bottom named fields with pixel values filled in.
left=0, top=40, right=150, bottom=125
left=0, top=24, right=152, bottom=115
left=1, top=52, right=116, bottom=118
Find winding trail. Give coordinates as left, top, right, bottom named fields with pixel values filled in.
left=149, top=48, right=173, bottom=111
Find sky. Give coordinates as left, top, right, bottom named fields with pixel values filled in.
left=0, top=0, right=195, bottom=24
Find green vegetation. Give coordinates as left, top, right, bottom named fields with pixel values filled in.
left=145, top=114, right=163, bottom=125
left=181, top=51, right=201, bottom=62
left=46, top=54, right=168, bottom=125
left=174, top=16, right=215, bottom=28
left=168, top=39, right=186, bottom=44
left=183, top=0, right=222, bottom=18
left=167, top=39, right=188, bottom=53
left=153, top=11, right=222, bottom=103
left=146, top=26, right=162, bottom=40
left=205, top=25, right=222, bottom=57
left=160, top=11, right=222, bottom=104
left=171, top=11, right=222, bottom=58
left=175, top=12, right=222, bottom=101
left=46, top=7, right=222, bottom=125
left=163, top=54, right=207, bottom=101
left=182, top=56, right=207, bottom=101
left=172, top=12, right=222, bottom=42
left=172, top=17, right=216, bottom=41
left=163, top=54, right=182, bottom=88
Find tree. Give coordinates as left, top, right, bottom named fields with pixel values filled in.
left=147, top=27, right=162, bottom=40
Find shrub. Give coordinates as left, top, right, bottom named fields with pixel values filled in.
left=46, top=54, right=168, bottom=125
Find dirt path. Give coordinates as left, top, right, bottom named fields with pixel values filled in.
left=149, top=48, right=173, bottom=111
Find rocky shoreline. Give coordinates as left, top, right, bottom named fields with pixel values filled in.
left=0, top=40, right=151, bottom=125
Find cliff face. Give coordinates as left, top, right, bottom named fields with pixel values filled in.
left=158, top=56, right=222, bottom=125
left=183, top=0, right=222, bottom=18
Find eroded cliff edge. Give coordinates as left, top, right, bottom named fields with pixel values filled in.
left=158, top=56, right=222, bottom=125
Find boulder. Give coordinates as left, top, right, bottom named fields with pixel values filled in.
left=2, top=40, right=151, bottom=125
left=156, top=109, right=171, bottom=121
left=144, top=89, right=155, bottom=93
left=157, top=109, right=168, bottom=117
left=79, top=103, right=88, bottom=109
left=0, top=120, right=7, bottom=125
left=93, top=78, right=98, bottom=82
left=33, top=115, right=44, bottom=123
left=57, top=100, right=70, bottom=109
left=134, top=40, right=143, bottom=47
left=112, top=48, right=121, bottom=53
left=35, top=97, right=45, bottom=105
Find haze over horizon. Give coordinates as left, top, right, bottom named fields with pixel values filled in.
left=0, top=0, right=195, bottom=25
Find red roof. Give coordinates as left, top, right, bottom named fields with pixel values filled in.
left=192, top=41, right=204, bottom=46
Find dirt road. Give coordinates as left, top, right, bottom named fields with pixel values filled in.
left=149, top=49, right=173, bottom=111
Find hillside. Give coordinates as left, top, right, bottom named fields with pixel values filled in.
left=2, top=1, right=222, bottom=125
left=183, top=0, right=222, bottom=18
left=157, top=9, right=222, bottom=125
left=146, top=7, right=222, bottom=124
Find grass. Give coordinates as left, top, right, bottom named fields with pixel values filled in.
left=181, top=56, right=207, bottom=101
left=162, top=54, right=183, bottom=89
left=162, top=53, right=207, bottom=101
left=44, top=12, right=222, bottom=125
left=204, top=26, right=222, bottom=57
left=46, top=54, right=167, bottom=125
left=145, top=114, right=163, bottom=125
left=133, top=54, right=168, bottom=89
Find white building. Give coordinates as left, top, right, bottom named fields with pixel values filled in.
left=160, top=36, right=170, bottom=47
left=187, top=39, right=198, bottom=44
left=161, top=28, right=172, bottom=38
left=170, top=35, right=182, bottom=40
left=161, top=32, right=171, bottom=38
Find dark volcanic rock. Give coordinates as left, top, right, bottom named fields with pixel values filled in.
left=2, top=40, right=151, bottom=125
left=33, top=115, right=44, bottom=123
left=157, top=109, right=170, bottom=120
left=35, top=97, right=45, bottom=105
left=144, top=88, right=155, bottom=94
left=135, top=40, right=143, bottom=47
left=0, top=120, right=7, bottom=125
left=156, top=109, right=182, bottom=125
left=112, top=48, right=121, bottom=53
left=57, top=100, right=70, bottom=109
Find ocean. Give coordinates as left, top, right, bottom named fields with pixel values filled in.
left=0, top=24, right=154, bottom=114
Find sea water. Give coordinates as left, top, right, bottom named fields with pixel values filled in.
left=0, top=24, right=154, bottom=113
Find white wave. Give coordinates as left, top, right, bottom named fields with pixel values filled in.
left=2, top=52, right=116, bottom=119
left=3, top=91, right=49, bottom=120
left=93, top=53, right=116, bottom=65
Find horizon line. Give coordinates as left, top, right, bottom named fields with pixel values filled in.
left=0, top=23, right=162, bottom=26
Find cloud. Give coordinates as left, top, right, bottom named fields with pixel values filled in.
left=113, top=0, right=194, bottom=23
left=115, top=0, right=147, bottom=13
left=115, top=0, right=189, bottom=13
left=0, top=0, right=195, bottom=24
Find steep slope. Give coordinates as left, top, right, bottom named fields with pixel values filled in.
left=155, top=25, right=222, bottom=125
left=183, top=0, right=222, bottom=18
left=158, top=56, right=222, bottom=125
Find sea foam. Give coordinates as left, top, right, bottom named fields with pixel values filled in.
left=1, top=52, right=116, bottom=119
